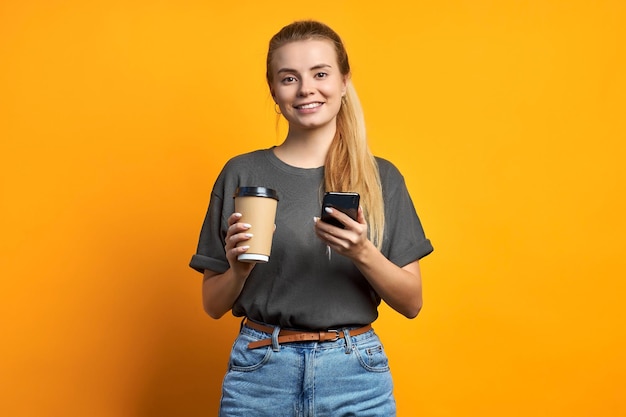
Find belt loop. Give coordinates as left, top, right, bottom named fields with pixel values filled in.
left=342, top=328, right=352, bottom=354
left=271, top=325, right=281, bottom=352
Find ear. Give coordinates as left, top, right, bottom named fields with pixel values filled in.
left=341, top=75, right=350, bottom=97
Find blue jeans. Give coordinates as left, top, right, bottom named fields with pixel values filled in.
left=218, top=320, right=396, bottom=417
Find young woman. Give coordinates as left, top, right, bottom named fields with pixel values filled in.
left=190, top=20, right=433, bottom=417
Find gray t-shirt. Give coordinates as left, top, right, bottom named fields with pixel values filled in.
left=190, top=148, right=433, bottom=330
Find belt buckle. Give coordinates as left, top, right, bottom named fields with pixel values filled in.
left=327, top=329, right=340, bottom=342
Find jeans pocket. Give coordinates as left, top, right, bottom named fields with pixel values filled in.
left=228, top=334, right=273, bottom=372
left=353, top=342, right=391, bottom=373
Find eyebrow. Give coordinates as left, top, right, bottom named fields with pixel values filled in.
left=276, top=64, right=333, bottom=74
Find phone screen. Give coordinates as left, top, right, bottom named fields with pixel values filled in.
left=321, top=192, right=360, bottom=228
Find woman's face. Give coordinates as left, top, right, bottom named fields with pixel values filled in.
left=269, top=39, right=348, bottom=133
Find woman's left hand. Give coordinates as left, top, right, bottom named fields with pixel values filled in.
left=315, top=205, right=424, bottom=318
left=314, top=206, right=371, bottom=260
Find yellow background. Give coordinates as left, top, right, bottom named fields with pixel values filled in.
left=1, top=1, right=625, bottom=416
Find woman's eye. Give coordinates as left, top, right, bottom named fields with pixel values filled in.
left=316, top=72, right=328, bottom=78
left=282, top=76, right=296, bottom=83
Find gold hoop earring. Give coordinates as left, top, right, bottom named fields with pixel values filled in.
left=274, top=103, right=282, bottom=115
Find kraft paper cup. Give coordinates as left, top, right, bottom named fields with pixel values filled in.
left=234, top=186, right=279, bottom=263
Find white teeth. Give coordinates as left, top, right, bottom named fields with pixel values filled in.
left=297, top=103, right=322, bottom=109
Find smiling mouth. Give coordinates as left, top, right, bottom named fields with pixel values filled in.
left=294, top=102, right=323, bottom=110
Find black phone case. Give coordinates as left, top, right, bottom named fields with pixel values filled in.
left=321, top=192, right=360, bottom=228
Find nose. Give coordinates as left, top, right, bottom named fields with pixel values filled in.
left=297, top=78, right=314, bottom=97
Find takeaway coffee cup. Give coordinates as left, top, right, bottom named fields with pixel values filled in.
left=234, top=186, right=279, bottom=263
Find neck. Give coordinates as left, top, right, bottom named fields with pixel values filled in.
left=274, top=124, right=336, bottom=168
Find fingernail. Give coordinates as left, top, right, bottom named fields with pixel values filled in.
left=243, top=223, right=251, bottom=229
left=313, top=216, right=319, bottom=223
left=244, top=233, right=253, bottom=238
left=324, top=207, right=333, bottom=213
left=234, top=212, right=242, bottom=218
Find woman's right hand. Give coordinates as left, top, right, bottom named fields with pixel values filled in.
left=224, top=212, right=255, bottom=279
left=202, top=212, right=258, bottom=319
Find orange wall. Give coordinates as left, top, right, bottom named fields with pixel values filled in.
left=1, top=1, right=624, bottom=416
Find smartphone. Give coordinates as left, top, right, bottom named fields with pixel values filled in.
left=321, top=192, right=360, bottom=228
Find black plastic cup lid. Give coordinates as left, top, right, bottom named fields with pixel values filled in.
left=234, top=186, right=279, bottom=200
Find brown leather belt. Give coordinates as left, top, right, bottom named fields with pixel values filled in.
left=245, top=319, right=372, bottom=350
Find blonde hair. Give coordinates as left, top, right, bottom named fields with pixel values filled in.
left=266, top=20, right=385, bottom=249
